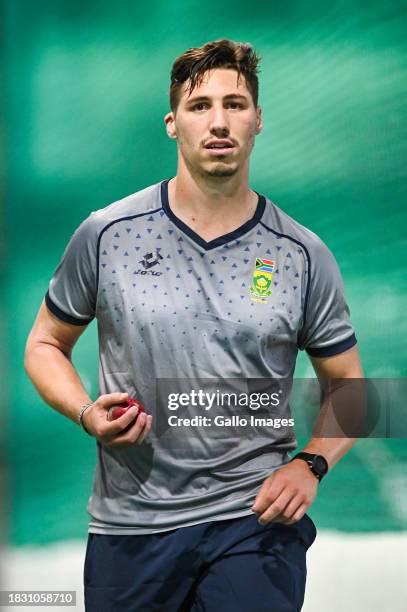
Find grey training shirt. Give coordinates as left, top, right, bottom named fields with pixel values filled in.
left=46, top=178, right=357, bottom=534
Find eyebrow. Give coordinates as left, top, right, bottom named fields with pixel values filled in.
left=186, top=94, right=249, bottom=105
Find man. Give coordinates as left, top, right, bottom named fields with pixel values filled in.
left=24, top=39, right=363, bottom=611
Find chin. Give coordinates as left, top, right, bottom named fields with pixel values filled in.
left=203, top=164, right=239, bottom=178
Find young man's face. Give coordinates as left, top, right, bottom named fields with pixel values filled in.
left=165, top=68, right=262, bottom=178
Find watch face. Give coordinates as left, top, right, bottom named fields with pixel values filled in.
left=313, top=455, right=328, bottom=476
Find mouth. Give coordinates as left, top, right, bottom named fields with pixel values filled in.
left=204, top=142, right=235, bottom=156
left=205, top=147, right=234, bottom=155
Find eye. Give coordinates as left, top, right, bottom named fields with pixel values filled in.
left=192, top=103, right=208, bottom=111
left=226, top=101, right=243, bottom=109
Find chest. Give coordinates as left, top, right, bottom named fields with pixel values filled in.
left=95, top=221, right=307, bottom=344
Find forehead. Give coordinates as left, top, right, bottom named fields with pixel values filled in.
left=180, top=68, right=250, bottom=102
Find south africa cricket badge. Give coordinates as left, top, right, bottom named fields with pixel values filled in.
left=249, top=258, right=275, bottom=304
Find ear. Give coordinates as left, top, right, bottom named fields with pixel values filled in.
left=255, top=106, right=263, bottom=135
left=164, top=112, right=177, bottom=139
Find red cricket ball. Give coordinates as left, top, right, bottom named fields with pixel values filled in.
left=107, top=397, right=146, bottom=422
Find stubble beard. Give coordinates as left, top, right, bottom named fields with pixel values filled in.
left=185, top=152, right=239, bottom=179
left=204, top=164, right=238, bottom=178
left=200, top=150, right=240, bottom=178
left=179, top=141, right=244, bottom=179
left=201, top=137, right=255, bottom=179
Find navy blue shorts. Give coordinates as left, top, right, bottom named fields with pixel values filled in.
left=84, top=512, right=317, bottom=611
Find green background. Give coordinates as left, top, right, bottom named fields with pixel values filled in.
left=3, top=0, right=407, bottom=545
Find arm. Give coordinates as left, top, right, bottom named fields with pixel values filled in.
left=252, top=345, right=363, bottom=525
left=24, top=301, right=152, bottom=447
left=24, top=300, right=93, bottom=422
left=299, top=344, right=363, bottom=468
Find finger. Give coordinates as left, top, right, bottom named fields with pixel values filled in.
left=98, top=392, right=129, bottom=411
left=283, top=503, right=309, bottom=525
left=252, top=476, right=284, bottom=515
left=111, top=411, right=148, bottom=444
left=257, top=489, right=296, bottom=525
left=118, top=412, right=152, bottom=447
left=136, top=414, right=153, bottom=445
left=102, top=405, right=139, bottom=436
left=126, top=411, right=148, bottom=443
left=272, top=497, right=304, bottom=524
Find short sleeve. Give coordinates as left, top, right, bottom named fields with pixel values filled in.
left=45, top=215, right=98, bottom=325
left=298, top=240, right=357, bottom=357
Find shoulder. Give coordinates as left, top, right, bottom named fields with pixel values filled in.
left=260, top=197, right=335, bottom=262
left=82, top=181, right=163, bottom=236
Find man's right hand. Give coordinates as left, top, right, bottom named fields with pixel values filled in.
left=81, top=392, right=153, bottom=449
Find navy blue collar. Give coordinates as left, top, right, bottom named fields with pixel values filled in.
left=160, top=178, right=266, bottom=251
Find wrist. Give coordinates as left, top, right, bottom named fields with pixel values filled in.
left=78, top=402, right=94, bottom=435
left=291, top=457, right=320, bottom=483
left=291, top=452, right=329, bottom=482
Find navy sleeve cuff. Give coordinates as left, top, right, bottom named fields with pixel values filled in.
left=305, top=333, right=357, bottom=358
left=45, top=291, right=94, bottom=326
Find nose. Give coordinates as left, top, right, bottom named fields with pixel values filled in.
left=208, top=104, right=230, bottom=136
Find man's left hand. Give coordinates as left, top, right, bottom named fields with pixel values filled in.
left=251, top=459, right=319, bottom=525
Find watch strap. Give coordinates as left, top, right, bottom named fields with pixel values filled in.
left=291, top=452, right=328, bottom=481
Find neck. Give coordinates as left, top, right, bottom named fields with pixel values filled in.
left=167, top=166, right=259, bottom=241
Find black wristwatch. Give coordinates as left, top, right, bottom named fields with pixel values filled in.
left=291, top=452, right=329, bottom=482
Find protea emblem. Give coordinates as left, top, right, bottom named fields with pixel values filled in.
left=250, top=258, right=275, bottom=303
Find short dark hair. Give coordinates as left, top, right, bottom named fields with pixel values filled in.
left=169, top=39, right=261, bottom=113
